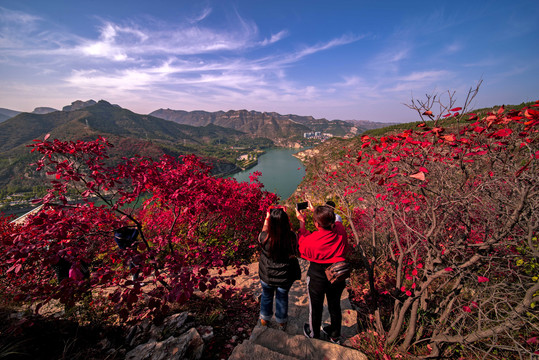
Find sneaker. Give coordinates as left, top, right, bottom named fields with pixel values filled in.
left=277, top=322, right=287, bottom=331
left=303, top=323, right=313, bottom=338
left=321, top=325, right=342, bottom=344
left=260, top=319, right=268, bottom=326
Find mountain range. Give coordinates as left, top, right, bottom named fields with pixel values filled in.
left=149, top=109, right=365, bottom=138
left=0, top=99, right=392, bottom=197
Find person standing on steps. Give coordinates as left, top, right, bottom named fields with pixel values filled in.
left=296, top=202, right=351, bottom=343
left=258, top=206, right=301, bottom=331
left=325, top=200, right=342, bottom=224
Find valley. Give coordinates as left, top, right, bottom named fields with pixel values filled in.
left=0, top=99, right=391, bottom=214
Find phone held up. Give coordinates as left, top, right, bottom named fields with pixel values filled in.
left=296, top=201, right=308, bottom=211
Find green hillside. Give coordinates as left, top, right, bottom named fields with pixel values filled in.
left=0, top=101, right=274, bottom=199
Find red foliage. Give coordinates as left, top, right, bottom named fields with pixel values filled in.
left=299, top=99, right=539, bottom=357
left=1, top=137, right=277, bottom=323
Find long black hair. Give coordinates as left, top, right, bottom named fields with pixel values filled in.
left=264, top=208, right=296, bottom=261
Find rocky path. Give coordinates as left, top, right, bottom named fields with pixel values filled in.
left=226, top=259, right=367, bottom=360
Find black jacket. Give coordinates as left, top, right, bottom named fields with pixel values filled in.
left=258, top=231, right=300, bottom=287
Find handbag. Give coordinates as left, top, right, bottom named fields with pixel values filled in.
left=325, top=261, right=350, bottom=284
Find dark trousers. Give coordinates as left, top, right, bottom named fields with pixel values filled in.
left=306, top=262, right=346, bottom=338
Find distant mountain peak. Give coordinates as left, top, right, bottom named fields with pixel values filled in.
left=62, top=100, right=97, bottom=112
left=32, top=107, right=58, bottom=114
left=62, top=100, right=122, bottom=112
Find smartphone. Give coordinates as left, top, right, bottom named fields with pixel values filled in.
left=296, top=201, right=308, bottom=211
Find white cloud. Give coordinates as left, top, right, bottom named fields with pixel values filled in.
left=189, top=6, right=212, bottom=23
left=295, top=34, right=363, bottom=59
left=444, top=41, right=462, bottom=54
left=398, top=70, right=450, bottom=82
left=260, top=30, right=288, bottom=46
left=0, top=6, right=40, bottom=25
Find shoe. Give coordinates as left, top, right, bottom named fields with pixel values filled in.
left=260, top=319, right=268, bottom=326
left=303, top=323, right=313, bottom=338
left=278, top=322, right=287, bottom=331
left=321, top=325, right=342, bottom=344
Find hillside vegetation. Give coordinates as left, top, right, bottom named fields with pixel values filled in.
left=292, top=94, right=539, bottom=358
left=0, top=101, right=271, bottom=198
left=0, top=90, right=537, bottom=359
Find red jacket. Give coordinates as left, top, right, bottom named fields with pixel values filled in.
left=298, top=222, right=350, bottom=263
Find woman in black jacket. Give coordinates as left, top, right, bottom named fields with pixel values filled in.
left=258, top=206, right=300, bottom=330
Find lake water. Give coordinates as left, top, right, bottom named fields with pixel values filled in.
left=230, top=148, right=306, bottom=200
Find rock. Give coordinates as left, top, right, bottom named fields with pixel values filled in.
left=127, top=321, right=152, bottom=347
left=125, top=327, right=204, bottom=360
left=149, top=312, right=195, bottom=341
left=98, top=338, right=112, bottom=350
left=126, top=325, right=140, bottom=346
left=196, top=325, right=214, bottom=342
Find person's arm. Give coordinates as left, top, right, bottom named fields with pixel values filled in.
left=262, top=210, right=270, bottom=232
left=296, top=208, right=306, bottom=231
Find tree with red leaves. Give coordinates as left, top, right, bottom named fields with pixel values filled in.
left=1, top=136, right=277, bottom=323
left=298, top=87, right=539, bottom=358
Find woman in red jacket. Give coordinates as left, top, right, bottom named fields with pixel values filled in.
left=296, top=204, right=350, bottom=343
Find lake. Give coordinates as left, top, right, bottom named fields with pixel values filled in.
left=230, top=148, right=306, bottom=200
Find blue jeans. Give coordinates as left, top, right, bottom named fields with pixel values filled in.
left=260, top=280, right=291, bottom=324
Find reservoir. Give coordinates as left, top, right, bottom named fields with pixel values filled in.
left=230, top=148, right=306, bottom=200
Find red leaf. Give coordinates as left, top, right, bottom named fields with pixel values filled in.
left=422, top=110, right=433, bottom=116
left=444, top=267, right=453, bottom=272
left=524, top=109, right=539, bottom=119
left=477, top=276, right=489, bottom=283
left=442, top=134, right=456, bottom=142
left=450, top=107, right=462, bottom=112
left=409, top=171, right=425, bottom=181
left=491, top=128, right=512, bottom=137
left=7, top=264, right=22, bottom=274
left=44, top=133, right=51, bottom=141
left=462, top=306, right=472, bottom=313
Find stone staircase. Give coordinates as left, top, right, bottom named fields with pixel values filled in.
left=228, top=259, right=367, bottom=360
left=229, top=326, right=367, bottom=360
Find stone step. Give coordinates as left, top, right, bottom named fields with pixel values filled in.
left=228, top=342, right=298, bottom=360
left=229, top=326, right=367, bottom=360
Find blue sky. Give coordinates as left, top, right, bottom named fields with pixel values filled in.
left=0, top=0, right=537, bottom=123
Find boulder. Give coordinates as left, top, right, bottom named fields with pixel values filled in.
left=125, top=327, right=204, bottom=360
